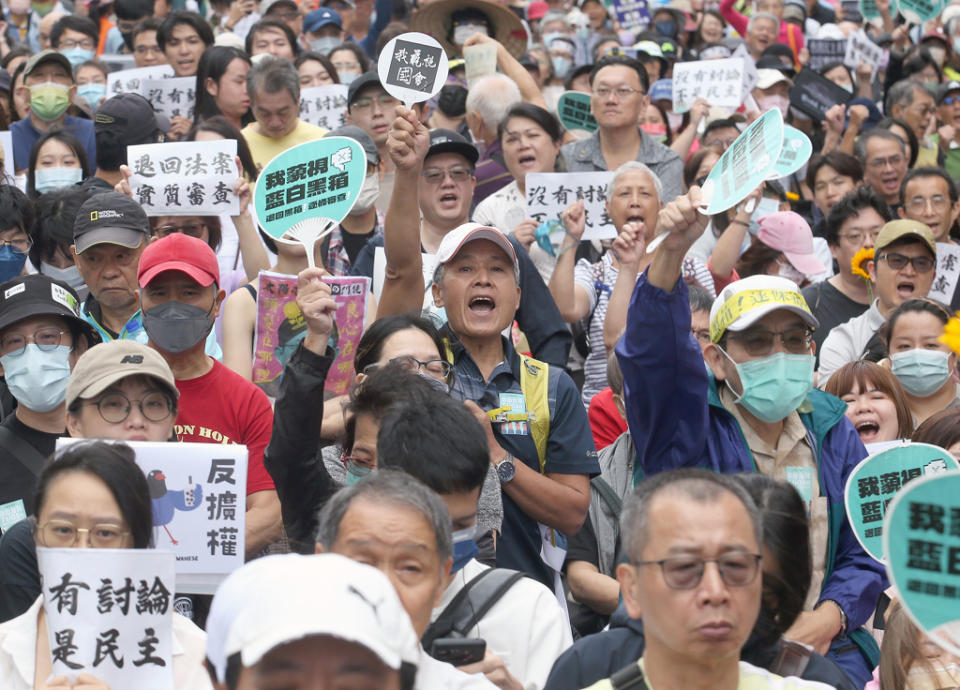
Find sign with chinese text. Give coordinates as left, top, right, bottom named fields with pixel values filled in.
left=377, top=32, right=449, bottom=106
left=463, top=42, right=498, bottom=86
left=897, top=0, right=944, bottom=23
left=769, top=125, right=812, bottom=180
left=128, top=140, right=239, bottom=216
left=845, top=443, right=958, bottom=562
left=252, top=271, right=369, bottom=397
left=299, top=84, right=348, bottom=131
left=844, top=30, right=885, bottom=76
left=807, top=39, right=847, bottom=71
left=611, top=0, right=650, bottom=32
left=557, top=91, right=597, bottom=133
left=526, top=171, right=616, bottom=241
left=672, top=57, right=745, bottom=114
left=107, top=65, right=175, bottom=97
left=929, top=243, right=960, bottom=305
left=55, top=439, right=248, bottom=594
left=141, top=77, right=196, bottom=120
left=789, top=68, right=853, bottom=122
left=885, top=471, right=960, bottom=655
left=0, top=497, right=26, bottom=534
left=38, top=547, right=176, bottom=689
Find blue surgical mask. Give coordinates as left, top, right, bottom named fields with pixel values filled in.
left=450, top=526, right=479, bottom=574
left=338, top=70, right=361, bottom=85
left=551, top=56, right=572, bottom=78
left=0, top=245, right=27, bottom=283
left=954, top=37, right=960, bottom=57
left=60, top=47, right=94, bottom=69
left=654, top=20, right=677, bottom=38
left=76, top=82, right=106, bottom=110
left=35, top=166, right=82, bottom=194
left=542, top=32, right=567, bottom=48
left=890, top=349, right=952, bottom=397
left=720, top=349, right=814, bottom=423
left=1, top=344, right=72, bottom=412
left=309, top=37, right=340, bottom=55
left=345, top=459, right=373, bottom=486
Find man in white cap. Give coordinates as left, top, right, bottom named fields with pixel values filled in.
left=751, top=68, right=792, bottom=118
left=204, top=552, right=421, bottom=690
left=614, top=186, right=884, bottom=689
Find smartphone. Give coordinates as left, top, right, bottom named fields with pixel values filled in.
left=430, top=638, right=486, bottom=666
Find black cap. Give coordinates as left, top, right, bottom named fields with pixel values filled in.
left=0, top=274, right=96, bottom=343
left=73, top=191, right=150, bottom=254
left=347, top=72, right=384, bottom=109
left=94, top=93, right=171, bottom=144
left=0, top=69, right=12, bottom=94
left=427, top=129, right=478, bottom=165
left=755, top=55, right=796, bottom=78
left=938, top=80, right=960, bottom=104
left=325, top=125, right=379, bottom=165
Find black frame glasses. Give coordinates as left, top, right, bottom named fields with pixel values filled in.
left=877, top=252, right=936, bottom=273
left=363, top=355, right=453, bottom=381
left=725, top=327, right=813, bottom=357
left=82, top=391, right=174, bottom=424
left=632, top=553, right=762, bottom=590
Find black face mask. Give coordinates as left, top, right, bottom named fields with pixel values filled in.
left=142, top=300, right=214, bottom=353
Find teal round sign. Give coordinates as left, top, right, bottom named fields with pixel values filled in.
left=768, top=125, right=813, bottom=180
left=557, top=91, right=597, bottom=133
left=254, top=136, right=367, bottom=241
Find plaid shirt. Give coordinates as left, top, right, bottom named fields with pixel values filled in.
left=323, top=210, right=384, bottom=276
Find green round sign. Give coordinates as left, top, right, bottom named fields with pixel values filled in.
left=557, top=91, right=597, bottom=134
left=768, top=125, right=813, bottom=180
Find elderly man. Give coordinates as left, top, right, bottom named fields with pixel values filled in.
left=887, top=80, right=938, bottom=167
left=899, top=167, right=960, bottom=244
left=855, top=129, right=909, bottom=212
left=744, top=12, right=780, bottom=60
left=560, top=56, right=682, bottom=203
left=465, top=74, right=521, bottom=203
left=615, top=185, right=885, bottom=687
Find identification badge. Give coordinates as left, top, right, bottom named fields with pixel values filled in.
left=498, top=393, right=529, bottom=435
left=785, top=466, right=815, bottom=516
left=0, top=498, right=26, bottom=533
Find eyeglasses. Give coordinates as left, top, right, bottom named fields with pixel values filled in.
left=0, top=235, right=31, bottom=255
left=877, top=252, right=936, bottom=273
left=351, top=93, right=399, bottom=111
left=592, top=86, right=644, bottom=100
left=867, top=154, right=905, bottom=170
left=906, top=195, right=951, bottom=214
left=704, top=137, right=737, bottom=150
left=364, top=355, right=453, bottom=380
left=421, top=168, right=472, bottom=184
left=82, top=391, right=174, bottom=424
left=37, top=520, right=130, bottom=549
left=725, top=326, right=813, bottom=356
left=155, top=222, right=207, bottom=238
left=632, top=552, right=762, bottom=589
left=691, top=328, right=711, bottom=345
left=908, top=104, right=936, bottom=116
left=270, top=10, right=300, bottom=20
left=838, top=229, right=881, bottom=245
left=0, top=327, right=66, bottom=356
left=945, top=95, right=960, bottom=106
left=135, top=45, right=162, bottom=55
left=58, top=38, right=95, bottom=50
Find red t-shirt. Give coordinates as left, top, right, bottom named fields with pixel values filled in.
left=174, top=360, right=275, bottom=496
left=588, top=387, right=628, bottom=452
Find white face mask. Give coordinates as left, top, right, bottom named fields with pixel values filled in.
left=777, top=259, right=806, bottom=284
left=350, top=172, right=380, bottom=215
left=454, top=24, right=488, bottom=45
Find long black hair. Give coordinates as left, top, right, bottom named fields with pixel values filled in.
left=26, top=128, right=91, bottom=198
left=194, top=46, right=253, bottom=126
left=354, top=313, right=447, bottom=374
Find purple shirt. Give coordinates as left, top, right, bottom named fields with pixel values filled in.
left=473, top=139, right=513, bottom=205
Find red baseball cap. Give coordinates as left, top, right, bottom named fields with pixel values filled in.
left=138, top=233, right=220, bottom=288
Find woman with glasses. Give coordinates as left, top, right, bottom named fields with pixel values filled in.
left=0, top=441, right=213, bottom=688
left=328, top=44, right=369, bottom=85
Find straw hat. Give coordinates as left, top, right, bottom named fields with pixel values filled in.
left=410, top=0, right=529, bottom=60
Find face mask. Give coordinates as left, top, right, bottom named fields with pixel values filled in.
left=309, top=37, right=340, bottom=55
left=35, top=166, right=83, bottom=194
left=345, top=460, right=373, bottom=486
left=1, top=344, right=72, bottom=412
left=551, top=56, right=572, bottom=78
left=76, top=82, right=106, bottom=110
left=349, top=172, right=380, bottom=215
left=142, top=300, right=214, bottom=354
left=927, top=46, right=946, bottom=65
left=654, top=20, right=677, bottom=38
left=641, top=122, right=667, bottom=143
left=454, top=24, right=488, bottom=45
left=32, top=0, right=53, bottom=15
left=666, top=110, right=683, bottom=132
left=60, top=47, right=94, bottom=69
left=890, top=349, right=952, bottom=397
left=29, top=82, right=71, bottom=121
left=777, top=259, right=806, bottom=284
left=338, top=71, right=361, bottom=85
left=450, top=526, right=479, bottom=574
left=0, top=245, right=27, bottom=282
left=576, top=26, right=589, bottom=40
left=418, top=370, right=450, bottom=394
left=954, top=38, right=960, bottom=58
left=720, top=349, right=814, bottom=423
left=757, top=94, right=789, bottom=118
left=40, top=261, right=88, bottom=300
left=839, top=82, right=854, bottom=93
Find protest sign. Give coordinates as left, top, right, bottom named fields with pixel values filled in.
left=844, top=443, right=958, bottom=562
left=885, top=471, right=960, bottom=656
left=252, top=271, right=369, bottom=397
left=0, top=131, right=13, bottom=185
left=672, top=57, right=745, bottom=114
left=556, top=91, right=597, bottom=133
left=611, top=0, right=650, bottom=32
left=128, top=139, right=239, bottom=216
left=840, top=0, right=864, bottom=21
left=299, top=84, right=348, bottom=131
left=38, top=547, right=176, bottom=689
left=107, top=65, right=175, bottom=97
left=0, top=497, right=26, bottom=534
left=844, top=30, right=885, bottom=75
left=731, top=42, right=759, bottom=96
left=807, top=39, right=848, bottom=71
left=700, top=108, right=784, bottom=215
left=930, top=243, right=960, bottom=305
left=769, top=125, right=813, bottom=180
left=463, top=42, right=498, bottom=86
left=526, top=171, right=616, bottom=241
left=897, top=0, right=944, bottom=23
left=55, top=439, right=248, bottom=594
left=253, top=137, right=367, bottom=267
left=377, top=32, right=449, bottom=107
left=142, top=76, right=196, bottom=121
left=789, top=68, right=853, bottom=121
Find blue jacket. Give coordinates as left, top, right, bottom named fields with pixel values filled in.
left=614, top=273, right=884, bottom=664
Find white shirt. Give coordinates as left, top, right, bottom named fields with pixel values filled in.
left=817, top=300, right=886, bottom=386
left=0, top=596, right=213, bottom=690
left=431, top=559, right=573, bottom=690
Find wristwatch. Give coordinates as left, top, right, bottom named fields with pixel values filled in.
left=820, top=599, right=848, bottom=635
left=495, top=453, right=515, bottom=484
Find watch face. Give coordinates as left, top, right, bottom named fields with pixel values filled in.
left=497, top=458, right=515, bottom=483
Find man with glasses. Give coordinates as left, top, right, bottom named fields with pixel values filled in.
left=888, top=80, right=939, bottom=167
left=561, top=55, right=683, bottom=203
left=616, top=185, right=885, bottom=687
left=346, top=72, right=400, bottom=212
left=131, top=17, right=167, bottom=68
left=855, top=129, right=909, bottom=211
left=899, top=167, right=960, bottom=244
left=819, top=219, right=938, bottom=385
left=701, top=116, right=742, bottom=152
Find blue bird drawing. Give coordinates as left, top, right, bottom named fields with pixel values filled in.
left=147, top=469, right=202, bottom=545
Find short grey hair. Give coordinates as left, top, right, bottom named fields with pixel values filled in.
left=247, top=54, right=300, bottom=104
left=315, top=469, right=453, bottom=562
left=853, top=128, right=906, bottom=164
left=620, top=469, right=763, bottom=562
left=540, top=10, right=569, bottom=28
left=747, top=11, right=779, bottom=32
left=608, top=161, right=663, bottom=204
left=886, top=79, right=928, bottom=112
left=465, top=75, right=522, bottom=133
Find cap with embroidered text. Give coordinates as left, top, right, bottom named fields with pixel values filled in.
left=65, top=340, right=178, bottom=410
left=73, top=191, right=150, bottom=254
left=709, top=274, right=818, bottom=343
left=0, top=274, right=96, bottom=343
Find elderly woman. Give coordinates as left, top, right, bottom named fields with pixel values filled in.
left=549, top=161, right=714, bottom=408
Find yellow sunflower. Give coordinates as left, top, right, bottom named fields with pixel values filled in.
left=940, top=314, right=960, bottom=356
left=851, top=247, right=874, bottom=280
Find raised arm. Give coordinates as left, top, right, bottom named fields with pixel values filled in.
left=231, top=161, right=270, bottom=281
left=548, top=199, right=592, bottom=322
left=463, top=33, right=547, bottom=109
left=602, top=222, right=645, bottom=351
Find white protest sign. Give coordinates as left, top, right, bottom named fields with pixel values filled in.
left=377, top=32, right=449, bottom=108
left=463, top=42, right=498, bottom=86
left=930, top=243, right=960, bottom=305
left=299, top=84, right=348, bottom=131
left=107, top=65, right=175, bottom=97
left=142, top=76, right=196, bottom=121
left=0, top=130, right=13, bottom=185
left=372, top=246, right=438, bottom=313
left=526, top=171, right=616, bottom=241
left=56, top=439, right=248, bottom=594
left=38, top=547, right=176, bottom=689
left=672, top=57, right=745, bottom=114
left=844, top=30, right=884, bottom=75
left=128, top=139, right=239, bottom=216
left=732, top=43, right=759, bottom=97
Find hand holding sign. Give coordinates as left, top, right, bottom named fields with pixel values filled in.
left=387, top=106, right=431, bottom=171
left=377, top=32, right=449, bottom=109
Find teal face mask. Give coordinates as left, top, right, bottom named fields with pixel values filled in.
left=76, top=82, right=107, bottom=110
left=890, top=348, right=952, bottom=397
left=720, top=349, right=814, bottom=423
left=345, top=460, right=374, bottom=486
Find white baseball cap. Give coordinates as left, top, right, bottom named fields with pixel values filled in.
left=205, top=554, right=421, bottom=683
left=755, top=68, right=793, bottom=90
left=436, top=223, right=520, bottom=282
left=709, top=274, right=818, bottom=343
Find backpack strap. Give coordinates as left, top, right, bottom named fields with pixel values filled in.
left=519, top=354, right=551, bottom=472
left=771, top=639, right=814, bottom=679
left=591, top=476, right=623, bottom=517
left=421, top=568, right=526, bottom=649
left=0, top=425, right=47, bottom=479
left=609, top=661, right=647, bottom=689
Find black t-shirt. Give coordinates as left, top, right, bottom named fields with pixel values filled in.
left=565, top=513, right=600, bottom=569
left=341, top=228, right=376, bottom=266
left=801, top=280, right=869, bottom=367
left=0, top=414, right=61, bottom=525
left=0, top=518, right=39, bottom=623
